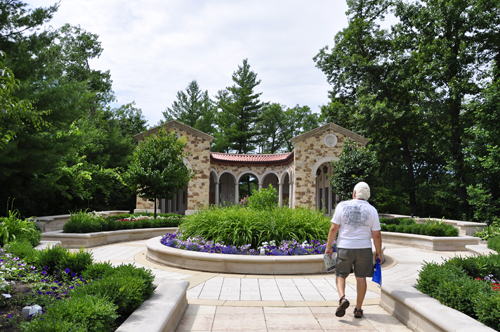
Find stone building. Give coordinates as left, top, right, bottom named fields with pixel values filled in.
left=134, top=120, right=368, bottom=215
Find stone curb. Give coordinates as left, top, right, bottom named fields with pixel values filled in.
left=117, top=280, right=189, bottom=332
left=146, top=237, right=385, bottom=275
left=380, top=282, right=495, bottom=332
left=466, top=244, right=497, bottom=256
left=381, top=232, right=479, bottom=251
left=40, top=228, right=178, bottom=248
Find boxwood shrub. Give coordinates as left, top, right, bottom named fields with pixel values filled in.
left=380, top=217, right=459, bottom=237
left=63, top=211, right=184, bottom=233
left=416, top=254, right=500, bottom=330
left=487, top=236, right=500, bottom=253
left=4, top=240, right=156, bottom=331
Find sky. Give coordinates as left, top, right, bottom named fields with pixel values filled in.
left=28, top=0, right=350, bottom=127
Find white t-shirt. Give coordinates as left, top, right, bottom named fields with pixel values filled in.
left=331, top=199, right=381, bottom=249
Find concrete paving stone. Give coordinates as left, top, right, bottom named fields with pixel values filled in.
left=185, top=305, right=217, bottom=315
left=240, top=293, right=262, bottom=301
left=216, top=306, right=264, bottom=315
left=361, top=306, right=412, bottom=331
left=260, top=290, right=283, bottom=301
left=187, top=284, right=204, bottom=299
left=263, top=307, right=311, bottom=314
left=211, top=313, right=267, bottom=331
left=264, top=313, right=323, bottom=330
left=176, top=314, right=215, bottom=331
left=314, top=312, right=376, bottom=330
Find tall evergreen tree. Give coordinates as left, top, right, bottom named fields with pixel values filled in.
left=163, top=80, right=215, bottom=135
left=214, top=59, right=266, bottom=154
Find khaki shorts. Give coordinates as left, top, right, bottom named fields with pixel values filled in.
left=335, top=248, right=373, bottom=278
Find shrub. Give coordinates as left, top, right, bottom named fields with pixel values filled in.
left=416, top=254, right=500, bottom=330
left=20, top=294, right=118, bottom=332
left=179, top=205, right=330, bottom=248
left=70, top=274, right=147, bottom=316
left=488, top=236, right=500, bottom=253
left=63, top=211, right=105, bottom=233
left=247, top=185, right=278, bottom=210
left=63, top=212, right=184, bottom=233
left=36, top=246, right=93, bottom=275
left=81, top=261, right=115, bottom=281
left=379, top=217, right=459, bottom=236
left=4, top=239, right=40, bottom=264
left=0, top=209, right=41, bottom=247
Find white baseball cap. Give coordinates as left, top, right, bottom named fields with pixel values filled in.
left=354, top=182, right=370, bottom=200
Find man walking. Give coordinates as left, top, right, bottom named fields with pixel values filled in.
left=324, top=182, right=383, bottom=318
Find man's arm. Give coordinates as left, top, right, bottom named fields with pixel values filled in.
left=325, top=223, right=340, bottom=257
left=372, top=230, right=383, bottom=263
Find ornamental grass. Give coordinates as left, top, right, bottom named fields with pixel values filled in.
left=177, top=205, right=331, bottom=249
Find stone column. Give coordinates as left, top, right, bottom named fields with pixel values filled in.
left=258, top=182, right=263, bottom=190
left=215, top=181, right=220, bottom=206
left=289, top=181, right=293, bottom=208
left=235, top=183, right=239, bottom=205
left=278, top=182, right=283, bottom=207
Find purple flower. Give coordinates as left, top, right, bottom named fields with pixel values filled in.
left=46, top=291, right=52, bottom=295
left=64, top=268, right=71, bottom=274
left=41, top=271, right=47, bottom=275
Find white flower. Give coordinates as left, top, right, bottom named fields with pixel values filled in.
left=2, top=293, right=11, bottom=298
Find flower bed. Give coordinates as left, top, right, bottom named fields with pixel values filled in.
left=0, top=240, right=154, bottom=331
left=62, top=211, right=184, bottom=234
left=161, top=232, right=332, bottom=256
left=416, top=254, right=500, bottom=330
left=380, top=217, right=459, bottom=237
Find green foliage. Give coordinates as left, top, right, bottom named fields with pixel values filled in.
left=379, top=218, right=459, bottom=237
left=0, top=51, right=50, bottom=151
left=4, top=239, right=40, bottom=264
left=488, top=237, right=500, bottom=254
left=179, top=205, right=331, bottom=249
left=256, top=103, right=319, bottom=153
left=329, top=138, right=379, bottom=201
left=81, top=261, right=115, bottom=281
left=0, top=208, right=41, bottom=247
left=247, top=185, right=278, bottom=210
left=63, top=212, right=183, bottom=233
left=36, top=246, right=93, bottom=276
left=416, top=254, right=500, bottom=329
left=315, top=0, right=500, bottom=220
left=63, top=211, right=105, bottom=233
left=70, top=273, right=148, bottom=316
left=125, top=128, right=194, bottom=218
left=20, top=295, right=118, bottom=332
left=213, top=59, right=267, bottom=153
left=162, top=80, right=215, bottom=136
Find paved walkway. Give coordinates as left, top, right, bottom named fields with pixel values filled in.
left=85, top=240, right=472, bottom=332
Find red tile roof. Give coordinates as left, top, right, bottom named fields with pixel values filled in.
left=210, top=151, right=294, bottom=165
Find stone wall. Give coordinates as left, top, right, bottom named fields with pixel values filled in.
left=291, top=123, right=368, bottom=208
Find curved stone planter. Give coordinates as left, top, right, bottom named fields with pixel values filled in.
left=146, top=237, right=384, bottom=275
left=41, top=228, right=178, bottom=248
left=380, top=282, right=495, bottom=332
left=381, top=232, right=479, bottom=251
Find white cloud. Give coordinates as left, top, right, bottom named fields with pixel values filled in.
left=28, top=0, right=349, bottom=127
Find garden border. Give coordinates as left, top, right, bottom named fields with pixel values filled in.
left=379, top=213, right=486, bottom=236
left=381, top=232, right=479, bottom=251
left=380, top=282, right=495, bottom=332
left=146, top=237, right=384, bottom=275
left=116, top=280, right=189, bottom=332
left=40, top=228, right=178, bottom=248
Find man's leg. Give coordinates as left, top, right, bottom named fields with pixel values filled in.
left=355, top=276, right=367, bottom=310
left=336, top=275, right=346, bottom=300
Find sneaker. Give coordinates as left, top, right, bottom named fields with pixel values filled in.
left=335, top=295, right=350, bottom=317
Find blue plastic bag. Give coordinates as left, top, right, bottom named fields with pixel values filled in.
left=372, top=259, right=382, bottom=286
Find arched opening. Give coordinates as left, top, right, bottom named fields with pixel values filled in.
left=238, top=173, right=258, bottom=202
left=262, top=173, right=278, bottom=189
left=219, top=172, right=237, bottom=206
left=315, top=162, right=337, bottom=216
